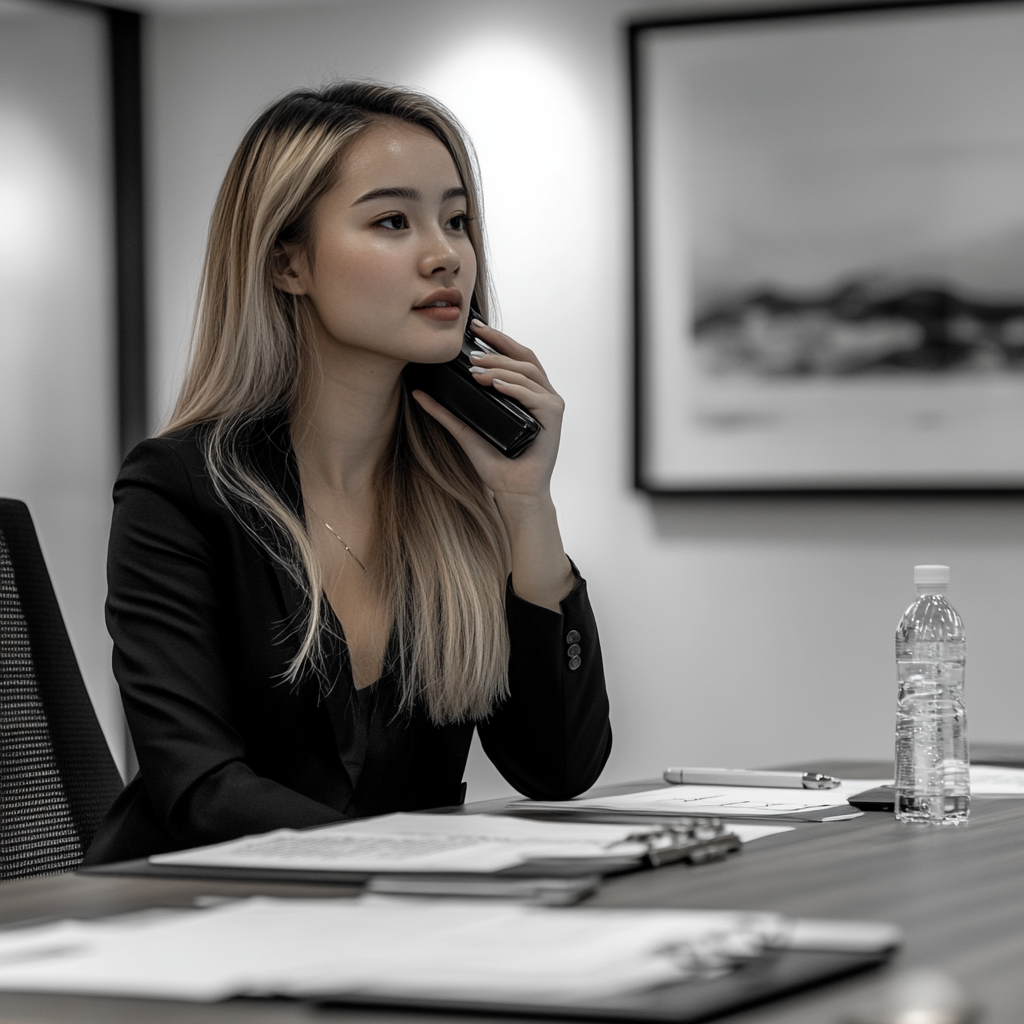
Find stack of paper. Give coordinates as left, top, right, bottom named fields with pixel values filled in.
left=511, top=779, right=893, bottom=822
left=0, top=896, right=901, bottom=1004
left=150, top=812, right=789, bottom=875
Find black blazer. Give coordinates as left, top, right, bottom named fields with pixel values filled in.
left=85, top=416, right=612, bottom=864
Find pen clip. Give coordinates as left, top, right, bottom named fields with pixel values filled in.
left=802, top=773, right=841, bottom=790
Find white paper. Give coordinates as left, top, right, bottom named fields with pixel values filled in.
left=0, top=897, right=792, bottom=1003
left=151, top=813, right=689, bottom=873
left=514, top=779, right=892, bottom=819
left=970, top=764, right=1024, bottom=795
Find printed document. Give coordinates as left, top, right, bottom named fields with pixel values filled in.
left=151, top=812, right=773, bottom=874
left=513, top=779, right=893, bottom=820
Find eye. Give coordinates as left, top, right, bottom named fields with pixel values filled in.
left=375, top=213, right=409, bottom=231
left=446, top=212, right=470, bottom=232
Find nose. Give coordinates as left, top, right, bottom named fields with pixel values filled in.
left=419, top=230, right=460, bottom=278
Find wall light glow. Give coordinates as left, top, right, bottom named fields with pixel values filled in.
left=0, top=114, right=57, bottom=279
left=415, top=36, right=598, bottom=322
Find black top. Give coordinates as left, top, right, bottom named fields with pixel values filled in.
left=84, top=416, right=612, bottom=865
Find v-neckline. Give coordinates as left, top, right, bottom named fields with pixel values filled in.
left=249, top=414, right=392, bottom=693
left=322, top=597, right=394, bottom=692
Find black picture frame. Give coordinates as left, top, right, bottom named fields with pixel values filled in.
left=631, top=0, right=1024, bottom=495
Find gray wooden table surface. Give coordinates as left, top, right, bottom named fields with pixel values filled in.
left=0, top=748, right=1022, bottom=1024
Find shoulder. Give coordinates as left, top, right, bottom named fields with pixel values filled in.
left=123, top=424, right=209, bottom=474
left=109, top=425, right=248, bottom=563
left=115, top=425, right=211, bottom=505
left=112, top=413, right=298, bottom=531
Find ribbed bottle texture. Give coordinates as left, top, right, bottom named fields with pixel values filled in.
left=894, top=566, right=969, bottom=825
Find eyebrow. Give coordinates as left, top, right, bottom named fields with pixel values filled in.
left=352, top=185, right=468, bottom=206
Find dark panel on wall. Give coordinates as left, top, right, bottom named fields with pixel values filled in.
left=108, top=8, right=148, bottom=458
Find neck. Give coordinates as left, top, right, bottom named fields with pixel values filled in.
left=290, top=326, right=404, bottom=497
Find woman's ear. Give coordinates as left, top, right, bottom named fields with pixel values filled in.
left=271, top=243, right=310, bottom=295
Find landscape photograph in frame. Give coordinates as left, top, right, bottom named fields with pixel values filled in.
left=631, top=1, right=1024, bottom=493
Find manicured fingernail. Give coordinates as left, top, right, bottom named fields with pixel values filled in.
left=492, top=378, right=507, bottom=386
left=469, top=366, right=486, bottom=375
left=471, top=318, right=485, bottom=327
left=469, top=350, right=487, bottom=360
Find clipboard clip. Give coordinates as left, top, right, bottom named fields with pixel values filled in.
left=623, top=819, right=742, bottom=867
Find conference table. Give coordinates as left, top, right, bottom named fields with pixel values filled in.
left=1, top=748, right=1023, bottom=1024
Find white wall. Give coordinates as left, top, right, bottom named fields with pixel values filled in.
left=147, top=0, right=1024, bottom=802
left=0, top=2, right=126, bottom=774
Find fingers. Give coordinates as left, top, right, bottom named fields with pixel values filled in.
left=468, top=320, right=552, bottom=388
left=490, top=377, right=562, bottom=416
left=464, top=320, right=563, bottom=421
left=468, top=351, right=548, bottom=390
left=468, top=360, right=548, bottom=397
left=470, top=368, right=565, bottom=426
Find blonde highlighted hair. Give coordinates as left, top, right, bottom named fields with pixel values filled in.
left=164, top=82, right=510, bottom=723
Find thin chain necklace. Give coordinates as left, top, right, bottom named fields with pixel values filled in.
left=321, top=520, right=369, bottom=575
left=295, top=454, right=370, bottom=576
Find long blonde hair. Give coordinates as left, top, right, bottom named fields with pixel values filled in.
left=164, top=82, right=510, bottom=723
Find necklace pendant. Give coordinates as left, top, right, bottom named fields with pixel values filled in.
left=322, top=520, right=369, bottom=575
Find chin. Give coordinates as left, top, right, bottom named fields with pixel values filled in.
left=407, top=335, right=463, bottom=365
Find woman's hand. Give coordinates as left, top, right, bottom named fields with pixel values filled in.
left=411, top=319, right=575, bottom=611
left=412, top=319, right=562, bottom=504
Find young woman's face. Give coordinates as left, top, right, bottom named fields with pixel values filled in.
left=277, top=122, right=477, bottom=366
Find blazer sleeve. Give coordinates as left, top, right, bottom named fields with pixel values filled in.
left=476, top=568, right=612, bottom=800
left=107, top=438, right=343, bottom=847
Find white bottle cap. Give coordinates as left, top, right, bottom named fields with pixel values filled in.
left=914, top=564, right=950, bottom=585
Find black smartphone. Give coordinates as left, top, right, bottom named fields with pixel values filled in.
left=404, top=310, right=541, bottom=458
left=847, top=786, right=895, bottom=812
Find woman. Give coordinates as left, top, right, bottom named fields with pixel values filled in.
left=85, top=82, right=611, bottom=864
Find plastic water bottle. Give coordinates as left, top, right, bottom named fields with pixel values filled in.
left=894, top=565, right=969, bottom=824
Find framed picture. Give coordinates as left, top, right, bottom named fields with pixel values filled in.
left=631, top=0, right=1024, bottom=494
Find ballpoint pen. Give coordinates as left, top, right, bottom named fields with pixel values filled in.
left=663, top=767, right=841, bottom=790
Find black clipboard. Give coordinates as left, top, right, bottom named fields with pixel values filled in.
left=81, top=858, right=602, bottom=905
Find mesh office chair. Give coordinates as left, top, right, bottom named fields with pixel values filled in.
left=0, top=498, right=123, bottom=881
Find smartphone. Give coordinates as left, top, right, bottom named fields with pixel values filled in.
left=404, top=310, right=541, bottom=458
left=847, top=786, right=895, bottom=812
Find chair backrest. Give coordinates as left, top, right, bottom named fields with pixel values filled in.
left=0, top=498, right=123, bottom=881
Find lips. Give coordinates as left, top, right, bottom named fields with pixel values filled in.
left=413, top=289, right=463, bottom=322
